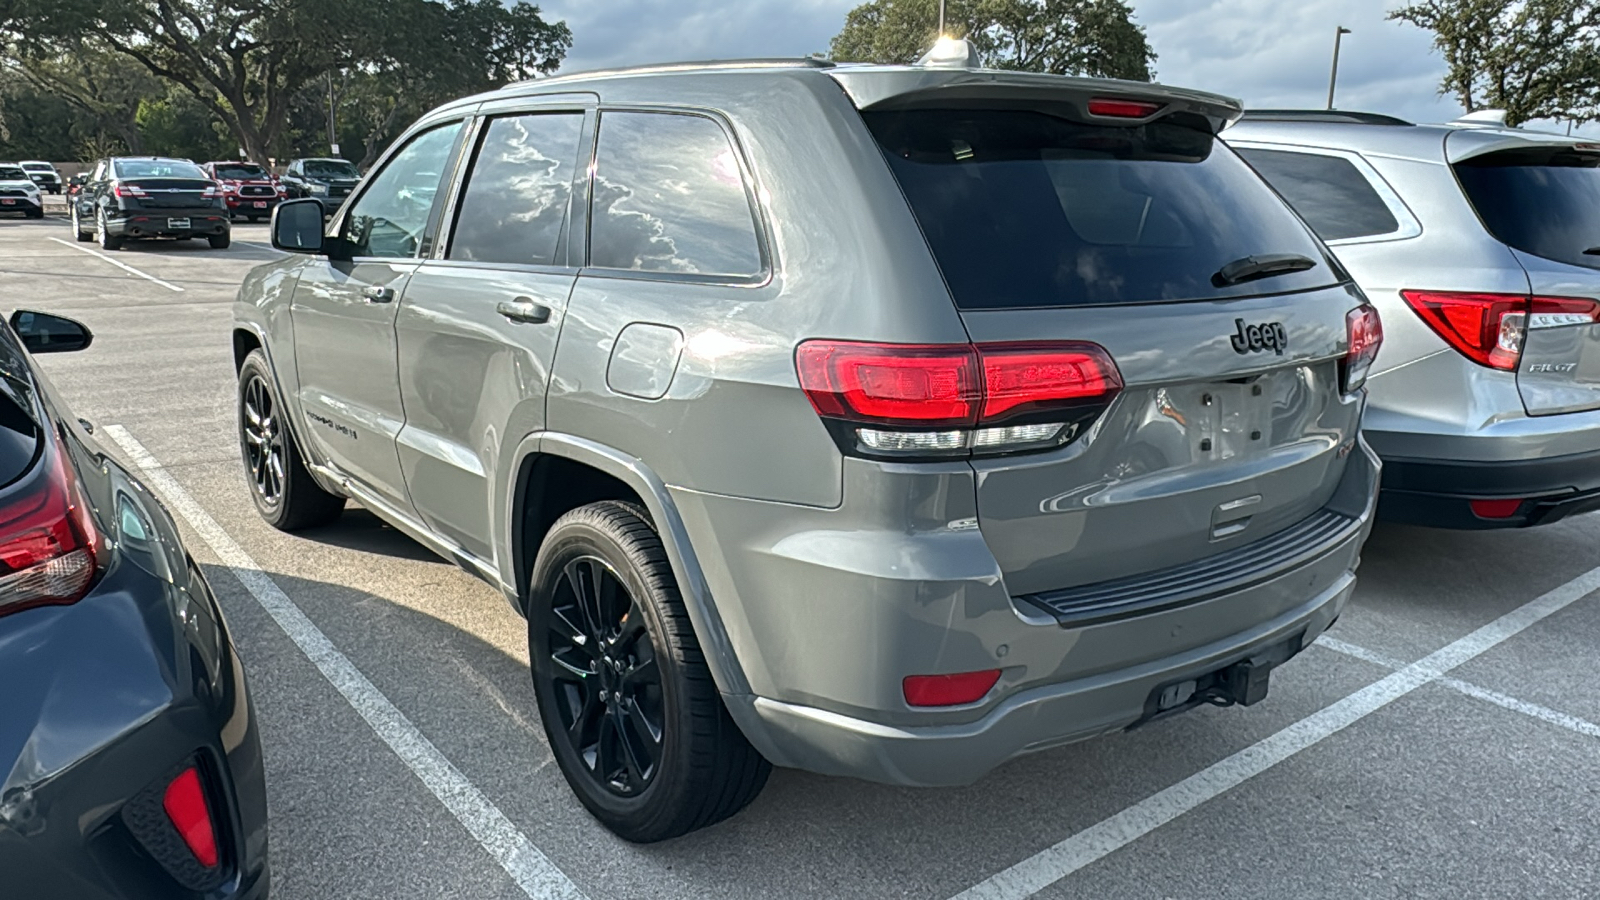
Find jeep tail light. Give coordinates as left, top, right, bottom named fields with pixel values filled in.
left=163, top=767, right=219, bottom=868
left=796, top=340, right=1121, bottom=458
left=1401, top=291, right=1600, bottom=371
left=0, top=434, right=101, bottom=617
left=1342, top=306, right=1383, bottom=393
left=904, top=670, right=1002, bottom=707
left=112, top=182, right=146, bottom=198
left=1087, top=98, right=1165, bottom=119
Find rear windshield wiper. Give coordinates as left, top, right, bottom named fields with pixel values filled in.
left=1582, top=247, right=1600, bottom=256
left=1212, top=253, right=1318, bottom=287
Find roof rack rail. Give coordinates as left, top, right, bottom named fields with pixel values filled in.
left=1241, top=109, right=1413, bottom=126
left=505, top=57, right=835, bottom=90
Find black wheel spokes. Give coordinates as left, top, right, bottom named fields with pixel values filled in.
left=547, top=557, right=664, bottom=796
left=242, top=376, right=284, bottom=504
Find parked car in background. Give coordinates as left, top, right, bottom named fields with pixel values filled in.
left=19, top=160, right=61, bottom=194
left=0, top=309, right=269, bottom=898
left=236, top=49, right=1382, bottom=841
left=0, top=164, right=45, bottom=218
left=279, top=157, right=360, bottom=214
left=66, top=173, right=87, bottom=197
left=201, top=161, right=287, bottom=222
left=72, top=156, right=231, bottom=250
left=1229, top=110, right=1600, bottom=528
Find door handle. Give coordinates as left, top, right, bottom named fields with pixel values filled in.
left=363, top=285, right=395, bottom=303
left=497, top=298, right=552, bottom=324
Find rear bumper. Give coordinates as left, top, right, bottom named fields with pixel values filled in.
left=696, top=438, right=1379, bottom=786
left=106, top=210, right=230, bottom=238
left=1378, top=445, right=1600, bottom=528
left=0, top=558, right=269, bottom=898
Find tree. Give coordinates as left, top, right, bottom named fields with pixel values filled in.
left=0, top=0, right=571, bottom=161
left=1390, top=0, right=1600, bottom=126
left=1, top=43, right=162, bottom=153
left=829, top=0, right=1156, bottom=81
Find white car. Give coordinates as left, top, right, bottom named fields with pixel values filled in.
left=0, top=164, right=44, bottom=218
left=18, top=160, right=61, bottom=194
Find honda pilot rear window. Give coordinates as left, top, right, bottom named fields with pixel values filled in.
left=863, top=109, right=1335, bottom=310
left=1455, top=147, right=1600, bottom=270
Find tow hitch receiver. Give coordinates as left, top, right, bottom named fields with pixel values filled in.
left=1133, top=630, right=1305, bottom=728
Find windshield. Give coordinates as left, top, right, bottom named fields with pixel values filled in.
left=21, top=164, right=50, bottom=172
left=863, top=109, right=1333, bottom=309
left=0, top=167, right=29, bottom=181
left=304, top=160, right=359, bottom=179
left=114, top=159, right=208, bottom=180
left=214, top=163, right=269, bottom=180
left=1455, top=147, right=1600, bottom=270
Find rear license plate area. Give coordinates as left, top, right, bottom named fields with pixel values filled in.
left=1132, top=630, right=1305, bottom=729
left=167, top=217, right=190, bottom=230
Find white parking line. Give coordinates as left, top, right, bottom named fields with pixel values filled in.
left=950, top=567, right=1600, bottom=900
left=46, top=236, right=185, bottom=292
left=103, top=425, right=587, bottom=900
left=1318, top=636, right=1600, bottom=741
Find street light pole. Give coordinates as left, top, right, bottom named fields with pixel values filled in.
left=1327, top=26, right=1352, bottom=110
left=939, top=0, right=946, bottom=36
left=326, top=72, right=337, bottom=155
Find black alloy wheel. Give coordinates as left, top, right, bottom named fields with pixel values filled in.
left=547, top=555, right=665, bottom=796
left=241, top=372, right=283, bottom=508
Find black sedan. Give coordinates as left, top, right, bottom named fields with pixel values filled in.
left=71, top=157, right=231, bottom=251
left=0, top=311, right=268, bottom=898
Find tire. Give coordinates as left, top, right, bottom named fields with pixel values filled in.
left=237, top=350, right=344, bottom=530
left=95, top=209, right=122, bottom=251
left=529, top=501, right=769, bottom=842
left=209, top=232, right=231, bottom=249
left=72, top=205, right=91, bottom=241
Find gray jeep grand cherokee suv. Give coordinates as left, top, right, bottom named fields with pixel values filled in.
left=233, top=55, right=1382, bottom=841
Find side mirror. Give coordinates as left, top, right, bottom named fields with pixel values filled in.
left=272, top=198, right=327, bottom=253
left=11, top=310, right=92, bottom=354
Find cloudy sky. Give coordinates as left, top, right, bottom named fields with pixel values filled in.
left=534, top=0, right=1591, bottom=134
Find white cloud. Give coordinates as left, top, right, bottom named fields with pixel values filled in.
left=536, top=0, right=1596, bottom=134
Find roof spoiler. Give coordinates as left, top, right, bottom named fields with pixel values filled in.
left=828, top=68, right=1242, bottom=134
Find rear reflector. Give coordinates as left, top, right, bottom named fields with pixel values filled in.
left=903, top=669, right=1002, bottom=707
left=1401, top=291, right=1600, bottom=371
left=0, top=438, right=100, bottom=617
left=162, top=767, right=219, bottom=868
left=796, top=340, right=1121, bottom=457
left=1469, top=498, right=1524, bottom=519
left=1343, top=305, right=1383, bottom=392
left=1087, top=98, right=1165, bottom=119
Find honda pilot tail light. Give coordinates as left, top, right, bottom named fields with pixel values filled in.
left=1401, top=291, right=1600, bottom=371
left=796, top=340, right=1122, bottom=458
left=0, top=436, right=101, bottom=617
left=1342, top=306, right=1383, bottom=393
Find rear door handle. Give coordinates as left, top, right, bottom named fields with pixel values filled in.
left=497, top=298, right=551, bottom=324
left=363, top=285, right=395, bottom=303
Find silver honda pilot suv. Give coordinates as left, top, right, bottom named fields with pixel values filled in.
left=233, top=54, right=1383, bottom=841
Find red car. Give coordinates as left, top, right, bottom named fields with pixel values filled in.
left=199, top=161, right=287, bottom=222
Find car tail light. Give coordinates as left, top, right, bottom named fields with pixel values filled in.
left=904, top=670, right=1002, bottom=707
left=796, top=340, right=1121, bottom=457
left=162, top=767, right=219, bottom=868
left=1469, top=498, right=1524, bottom=519
left=1401, top=291, right=1600, bottom=371
left=1342, top=306, right=1383, bottom=393
left=112, top=182, right=146, bottom=198
left=0, top=437, right=101, bottom=617
left=1087, top=98, right=1165, bottom=119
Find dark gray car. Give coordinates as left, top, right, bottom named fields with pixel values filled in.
left=0, top=311, right=269, bottom=897
left=234, top=52, right=1382, bottom=841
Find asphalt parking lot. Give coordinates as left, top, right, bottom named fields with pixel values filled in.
left=4, top=210, right=1599, bottom=899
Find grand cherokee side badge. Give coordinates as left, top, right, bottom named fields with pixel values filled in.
left=1231, top=318, right=1287, bottom=356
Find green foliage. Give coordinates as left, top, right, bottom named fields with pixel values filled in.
left=0, top=0, right=571, bottom=162
left=829, top=0, right=1155, bottom=81
left=1390, top=0, right=1600, bottom=126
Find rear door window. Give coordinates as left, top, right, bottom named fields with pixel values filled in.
left=1235, top=147, right=1401, bottom=241
left=449, top=112, right=584, bottom=267
left=1455, top=146, right=1600, bottom=270
left=863, top=109, right=1335, bottom=310
left=588, top=111, right=763, bottom=278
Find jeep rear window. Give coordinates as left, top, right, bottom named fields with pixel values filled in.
left=1455, top=147, right=1600, bottom=270
left=863, top=109, right=1334, bottom=310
